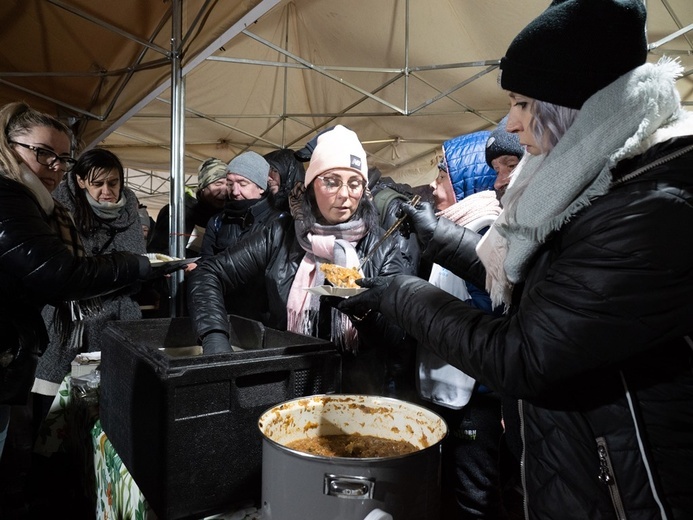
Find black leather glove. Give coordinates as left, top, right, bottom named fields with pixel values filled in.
left=137, top=256, right=191, bottom=281
left=399, top=201, right=438, bottom=249
left=201, top=331, right=232, bottom=355
left=324, top=276, right=395, bottom=320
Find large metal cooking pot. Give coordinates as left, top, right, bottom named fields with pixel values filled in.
left=258, top=394, right=447, bottom=520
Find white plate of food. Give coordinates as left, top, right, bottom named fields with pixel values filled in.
left=305, top=286, right=367, bottom=298
left=146, top=252, right=178, bottom=266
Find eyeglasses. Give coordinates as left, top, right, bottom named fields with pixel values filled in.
left=317, top=175, right=366, bottom=194
left=10, top=141, right=76, bottom=171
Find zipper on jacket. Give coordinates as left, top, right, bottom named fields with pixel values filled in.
left=596, top=436, right=627, bottom=520
left=611, top=143, right=693, bottom=186
left=519, top=399, right=529, bottom=520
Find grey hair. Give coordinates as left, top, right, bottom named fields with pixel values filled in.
left=528, top=100, right=579, bottom=154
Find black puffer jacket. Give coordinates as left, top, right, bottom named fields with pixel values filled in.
left=374, top=137, right=693, bottom=519
left=200, top=196, right=283, bottom=259
left=187, top=215, right=415, bottom=396
left=0, top=175, right=144, bottom=404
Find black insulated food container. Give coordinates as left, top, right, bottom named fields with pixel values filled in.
left=100, top=315, right=341, bottom=520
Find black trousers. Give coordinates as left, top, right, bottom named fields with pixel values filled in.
left=431, top=391, right=518, bottom=520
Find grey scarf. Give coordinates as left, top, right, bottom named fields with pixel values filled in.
left=477, top=59, right=688, bottom=308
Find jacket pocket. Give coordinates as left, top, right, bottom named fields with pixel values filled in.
left=596, top=436, right=627, bottom=520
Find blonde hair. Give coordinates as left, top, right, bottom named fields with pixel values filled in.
left=0, top=102, right=73, bottom=181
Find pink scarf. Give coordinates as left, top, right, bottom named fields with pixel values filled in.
left=287, top=218, right=367, bottom=352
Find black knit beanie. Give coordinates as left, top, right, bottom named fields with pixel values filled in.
left=485, top=116, right=524, bottom=167
left=499, top=0, right=648, bottom=109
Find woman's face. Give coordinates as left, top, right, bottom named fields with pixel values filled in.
left=312, top=169, right=366, bottom=224
left=11, top=125, right=72, bottom=193
left=506, top=92, right=541, bottom=156
left=429, top=167, right=456, bottom=211
left=77, top=167, right=121, bottom=203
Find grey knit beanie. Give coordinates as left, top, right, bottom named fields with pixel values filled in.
left=485, top=116, right=525, bottom=167
left=226, top=151, right=269, bottom=189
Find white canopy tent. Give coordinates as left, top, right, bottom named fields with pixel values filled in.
left=3, top=0, right=692, bottom=216
left=2, top=0, right=691, bottom=312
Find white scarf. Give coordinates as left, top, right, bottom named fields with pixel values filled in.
left=18, top=164, right=55, bottom=215
left=477, top=59, right=689, bottom=309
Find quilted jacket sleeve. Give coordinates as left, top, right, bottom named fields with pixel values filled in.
left=376, top=174, right=693, bottom=399
left=423, top=217, right=487, bottom=291
left=0, top=180, right=144, bottom=304
left=187, top=222, right=279, bottom=340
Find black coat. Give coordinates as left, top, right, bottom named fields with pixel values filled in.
left=199, top=196, right=284, bottom=322
left=187, top=215, right=416, bottom=396
left=200, top=196, right=283, bottom=259
left=375, top=137, right=693, bottom=519
left=148, top=191, right=220, bottom=258
left=0, top=175, right=143, bottom=404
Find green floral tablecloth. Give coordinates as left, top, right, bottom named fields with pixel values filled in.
left=92, top=419, right=156, bottom=520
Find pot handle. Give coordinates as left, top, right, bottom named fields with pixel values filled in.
left=363, top=509, right=393, bottom=520
left=324, top=474, right=375, bottom=499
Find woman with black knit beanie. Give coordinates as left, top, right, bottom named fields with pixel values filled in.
left=334, top=0, right=693, bottom=517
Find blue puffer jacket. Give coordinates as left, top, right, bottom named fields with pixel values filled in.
left=441, top=131, right=496, bottom=200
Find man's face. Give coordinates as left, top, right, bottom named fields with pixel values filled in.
left=267, top=168, right=281, bottom=195
left=226, top=172, right=264, bottom=201
left=200, top=178, right=228, bottom=209
left=491, top=155, right=520, bottom=202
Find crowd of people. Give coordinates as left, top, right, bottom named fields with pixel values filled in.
left=1, top=0, right=692, bottom=518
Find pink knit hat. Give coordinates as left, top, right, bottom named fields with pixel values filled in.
left=304, top=125, right=368, bottom=186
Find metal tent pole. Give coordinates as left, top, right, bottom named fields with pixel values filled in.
left=168, top=0, right=186, bottom=316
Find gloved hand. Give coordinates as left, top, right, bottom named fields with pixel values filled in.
left=323, top=276, right=396, bottom=321
left=137, top=256, right=191, bottom=281
left=398, top=201, right=438, bottom=249
left=201, top=331, right=232, bottom=355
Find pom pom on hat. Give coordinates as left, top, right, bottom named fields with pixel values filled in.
left=226, top=151, right=270, bottom=190
left=304, top=125, right=368, bottom=186
left=499, top=0, right=647, bottom=109
left=485, top=116, right=525, bottom=167
left=197, top=158, right=228, bottom=191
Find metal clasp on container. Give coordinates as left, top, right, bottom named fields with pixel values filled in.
left=324, top=474, right=375, bottom=499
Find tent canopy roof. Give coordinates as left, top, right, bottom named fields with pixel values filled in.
left=2, top=0, right=692, bottom=212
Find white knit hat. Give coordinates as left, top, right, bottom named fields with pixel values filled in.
left=304, top=125, right=368, bottom=186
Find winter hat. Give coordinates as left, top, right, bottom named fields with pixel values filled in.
left=304, top=125, right=368, bottom=186
left=485, top=116, right=524, bottom=167
left=499, top=0, right=647, bottom=109
left=197, top=158, right=227, bottom=191
left=226, top=151, right=269, bottom=190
